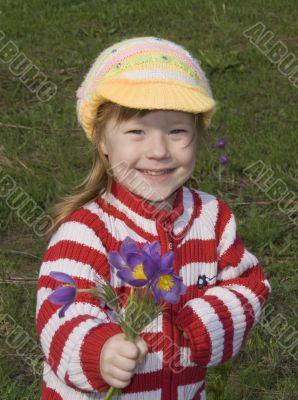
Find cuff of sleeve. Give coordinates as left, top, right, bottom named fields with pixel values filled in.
left=80, top=322, right=123, bottom=391
left=175, top=305, right=211, bottom=366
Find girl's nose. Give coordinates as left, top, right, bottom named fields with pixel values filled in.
left=145, top=133, right=171, bottom=159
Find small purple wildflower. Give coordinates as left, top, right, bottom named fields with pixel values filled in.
left=142, top=241, right=187, bottom=303
left=219, top=154, right=229, bottom=166
left=48, top=272, right=77, bottom=317
left=214, top=137, right=226, bottom=149
left=108, top=237, right=153, bottom=287
left=151, top=268, right=187, bottom=304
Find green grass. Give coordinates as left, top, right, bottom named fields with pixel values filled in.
left=0, top=0, right=297, bottom=398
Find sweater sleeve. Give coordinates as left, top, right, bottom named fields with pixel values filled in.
left=36, top=206, right=123, bottom=393
left=175, top=198, right=271, bottom=368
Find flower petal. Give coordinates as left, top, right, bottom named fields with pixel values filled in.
left=144, top=241, right=162, bottom=267
left=117, top=269, right=133, bottom=282
left=144, top=240, right=160, bottom=256
left=161, top=251, right=175, bottom=271
left=152, top=286, right=162, bottom=304
left=50, top=272, right=75, bottom=285
left=142, top=242, right=151, bottom=254
left=161, top=289, right=180, bottom=304
left=120, top=237, right=139, bottom=258
left=179, top=281, right=188, bottom=295
left=142, top=253, right=160, bottom=280
left=153, top=286, right=166, bottom=304
left=126, top=253, right=145, bottom=269
left=108, top=251, right=127, bottom=270
left=127, top=278, right=148, bottom=287
left=117, top=267, right=147, bottom=287
left=58, top=304, right=70, bottom=318
left=170, top=279, right=187, bottom=297
left=151, top=251, right=162, bottom=266
left=48, top=286, right=76, bottom=305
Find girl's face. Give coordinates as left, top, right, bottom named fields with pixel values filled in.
left=100, top=110, right=198, bottom=209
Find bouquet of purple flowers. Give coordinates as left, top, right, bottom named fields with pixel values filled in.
left=48, top=236, right=187, bottom=399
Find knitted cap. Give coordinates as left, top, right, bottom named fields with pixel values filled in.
left=76, top=36, right=216, bottom=141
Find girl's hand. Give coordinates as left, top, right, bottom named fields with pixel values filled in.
left=100, top=333, right=148, bottom=389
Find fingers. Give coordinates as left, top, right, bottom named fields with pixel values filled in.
left=103, top=357, right=136, bottom=389
left=109, top=364, right=134, bottom=383
left=134, top=336, right=148, bottom=363
left=118, top=337, right=140, bottom=360
left=112, top=355, right=137, bottom=372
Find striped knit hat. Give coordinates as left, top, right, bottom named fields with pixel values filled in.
left=76, top=36, right=216, bottom=141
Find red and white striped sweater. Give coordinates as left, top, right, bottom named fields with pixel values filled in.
left=36, top=179, right=271, bottom=400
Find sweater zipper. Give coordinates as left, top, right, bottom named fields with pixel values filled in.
left=164, top=222, right=174, bottom=397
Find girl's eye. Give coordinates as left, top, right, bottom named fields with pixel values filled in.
left=127, top=130, right=143, bottom=135
left=126, top=129, right=187, bottom=135
left=171, top=129, right=187, bottom=134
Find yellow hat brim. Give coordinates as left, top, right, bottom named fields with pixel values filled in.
left=79, top=78, right=216, bottom=140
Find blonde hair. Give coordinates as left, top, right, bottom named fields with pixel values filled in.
left=43, top=101, right=206, bottom=243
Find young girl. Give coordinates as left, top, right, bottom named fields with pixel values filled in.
left=36, top=36, right=271, bottom=400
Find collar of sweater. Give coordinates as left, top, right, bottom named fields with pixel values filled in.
left=97, top=178, right=199, bottom=239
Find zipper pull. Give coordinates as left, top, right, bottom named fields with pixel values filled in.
left=161, top=219, right=174, bottom=250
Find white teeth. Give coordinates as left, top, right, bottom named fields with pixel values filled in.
left=139, top=169, right=173, bottom=176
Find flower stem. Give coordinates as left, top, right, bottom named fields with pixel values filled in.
left=104, top=386, right=121, bottom=399
left=132, top=284, right=150, bottom=329
left=128, top=286, right=135, bottom=307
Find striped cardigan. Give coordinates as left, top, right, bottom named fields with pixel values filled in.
left=36, top=178, right=271, bottom=400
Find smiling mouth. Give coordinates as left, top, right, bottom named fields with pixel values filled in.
left=136, top=169, right=176, bottom=176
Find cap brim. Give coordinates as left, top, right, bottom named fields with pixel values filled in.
left=80, top=78, right=216, bottom=140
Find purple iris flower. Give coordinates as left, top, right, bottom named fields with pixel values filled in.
left=108, top=237, right=157, bottom=287
left=142, top=240, right=175, bottom=281
left=151, top=264, right=187, bottom=304
left=48, top=272, right=77, bottom=317
left=219, top=154, right=229, bottom=166
left=143, top=240, right=187, bottom=303
left=214, top=137, right=226, bottom=149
